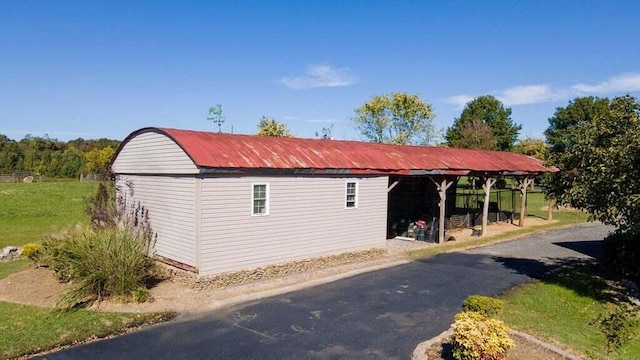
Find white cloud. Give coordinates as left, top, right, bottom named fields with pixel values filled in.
left=445, top=94, right=475, bottom=108
left=496, top=85, right=562, bottom=106
left=446, top=72, right=640, bottom=108
left=572, top=73, right=640, bottom=94
left=280, top=64, right=358, bottom=89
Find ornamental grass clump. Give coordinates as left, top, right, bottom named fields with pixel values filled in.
left=43, top=227, right=154, bottom=309
left=451, top=311, right=514, bottom=360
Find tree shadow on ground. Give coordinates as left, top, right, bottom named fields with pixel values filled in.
left=492, top=254, right=634, bottom=304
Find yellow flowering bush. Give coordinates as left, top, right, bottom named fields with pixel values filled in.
left=451, top=311, right=514, bottom=360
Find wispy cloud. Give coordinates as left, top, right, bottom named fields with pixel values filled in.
left=280, top=64, right=358, bottom=89
left=496, top=85, right=563, bottom=106
left=447, top=72, right=640, bottom=108
left=446, top=94, right=475, bottom=107
left=305, top=118, right=339, bottom=123
left=572, top=73, right=640, bottom=94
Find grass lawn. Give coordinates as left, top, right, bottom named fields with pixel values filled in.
left=0, top=181, right=176, bottom=358
left=500, top=264, right=640, bottom=359
left=0, top=260, right=175, bottom=359
left=0, top=182, right=97, bottom=248
left=0, top=301, right=174, bottom=359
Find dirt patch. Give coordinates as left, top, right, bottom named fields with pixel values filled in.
left=0, top=266, right=71, bottom=307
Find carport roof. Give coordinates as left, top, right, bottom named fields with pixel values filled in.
left=120, top=127, right=556, bottom=176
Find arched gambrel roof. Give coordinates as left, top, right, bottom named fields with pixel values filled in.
left=113, top=127, right=556, bottom=176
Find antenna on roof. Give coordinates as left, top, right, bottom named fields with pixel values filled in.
left=207, top=104, right=225, bottom=133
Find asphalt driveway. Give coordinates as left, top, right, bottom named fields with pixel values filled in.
left=39, top=222, right=613, bottom=360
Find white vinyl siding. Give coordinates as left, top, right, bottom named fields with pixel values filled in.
left=111, top=131, right=198, bottom=174
left=251, top=183, right=269, bottom=216
left=199, top=175, right=388, bottom=276
left=116, top=175, right=197, bottom=267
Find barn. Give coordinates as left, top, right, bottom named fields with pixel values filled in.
left=111, top=127, right=553, bottom=277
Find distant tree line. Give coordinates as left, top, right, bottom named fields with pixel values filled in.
left=0, top=134, right=120, bottom=179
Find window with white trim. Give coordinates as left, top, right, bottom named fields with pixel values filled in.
left=252, top=183, right=269, bottom=215
left=345, top=181, right=358, bottom=208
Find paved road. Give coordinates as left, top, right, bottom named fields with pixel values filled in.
left=39, top=223, right=613, bottom=360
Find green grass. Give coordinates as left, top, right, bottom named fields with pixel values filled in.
left=0, top=259, right=175, bottom=359
left=0, top=182, right=176, bottom=359
left=0, top=259, right=29, bottom=279
left=0, top=302, right=175, bottom=359
left=0, top=182, right=97, bottom=247
left=499, top=264, right=640, bottom=359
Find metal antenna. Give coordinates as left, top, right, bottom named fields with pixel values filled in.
left=207, top=104, right=225, bottom=133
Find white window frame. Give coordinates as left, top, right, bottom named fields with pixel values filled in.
left=251, top=182, right=269, bottom=216
left=345, top=181, right=358, bottom=209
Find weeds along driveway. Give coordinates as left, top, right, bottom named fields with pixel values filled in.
left=38, top=223, right=613, bottom=360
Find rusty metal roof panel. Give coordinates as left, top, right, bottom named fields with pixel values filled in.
left=118, top=127, right=554, bottom=175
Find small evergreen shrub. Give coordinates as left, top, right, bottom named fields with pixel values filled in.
left=462, top=295, right=503, bottom=318
left=451, top=311, right=514, bottom=360
left=21, top=243, right=43, bottom=264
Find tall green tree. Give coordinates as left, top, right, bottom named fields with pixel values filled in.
left=353, top=92, right=436, bottom=145
left=544, top=95, right=640, bottom=231
left=543, top=96, right=612, bottom=201
left=256, top=117, right=293, bottom=137
left=446, top=95, right=522, bottom=151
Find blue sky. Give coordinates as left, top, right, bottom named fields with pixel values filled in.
left=1, top=1, right=639, bottom=143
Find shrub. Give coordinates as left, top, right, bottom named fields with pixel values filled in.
left=593, top=303, right=639, bottom=356
left=462, top=295, right=503, bottom=318
left=41, top=227, right=154, bottom=308
left=132, top=287, right=150, bottom=303
left=603, top=230, right=640, bottom=284
left=21, top=243, right=43, bottom=265
left=451, top=311, right=514, bottom=360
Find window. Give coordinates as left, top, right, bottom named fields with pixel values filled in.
left=345, top=181, right=358, bottom=208
left=252, top=183, right=269, bottom=215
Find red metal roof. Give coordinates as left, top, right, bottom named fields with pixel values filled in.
left=118, top=127, right=555, bottom=175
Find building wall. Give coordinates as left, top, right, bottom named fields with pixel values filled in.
left=111, top=130, right=198, bottom=175
left=199, top=175, right=388, bottom=276
left=116, top=175, right=197, bottom=267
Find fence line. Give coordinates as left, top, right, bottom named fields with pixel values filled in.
left=0, top=173, right=43, bottom=183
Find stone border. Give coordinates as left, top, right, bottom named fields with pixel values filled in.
left=411, top=327, right=582, bottom=360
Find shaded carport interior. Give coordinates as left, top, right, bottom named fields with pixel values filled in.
left=386, top=168, right=550, bottom=243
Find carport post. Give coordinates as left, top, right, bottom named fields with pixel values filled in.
left=518, top=176, right=534, bottom=227
left=481, top=177, right=497, bottom=236
left=429, top=176, right=455, bottom=243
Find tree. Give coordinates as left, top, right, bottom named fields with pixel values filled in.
left=544, top=95, right=640, bottom=231
left=353, top=92, right=436, bottom=145
left=513, top=137, right=548, bottom=161
left=446, top=95, right=522, bottom=151
left=256, top=117, right=293, bottom=137
left=451, top=118, right=497, bottom=150
left=543, top=96, right=612, bottom=201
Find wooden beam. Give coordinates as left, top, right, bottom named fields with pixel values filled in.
left=387, top=179, right=401, bottom=192
left=518, top=176, right=534, bottom=227
left=429, top=176, right=456, bottom=243
left=481, top=177, right=497, bottom=236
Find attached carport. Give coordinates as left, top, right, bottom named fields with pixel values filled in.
left=385, top=156, right=553, bottom=243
